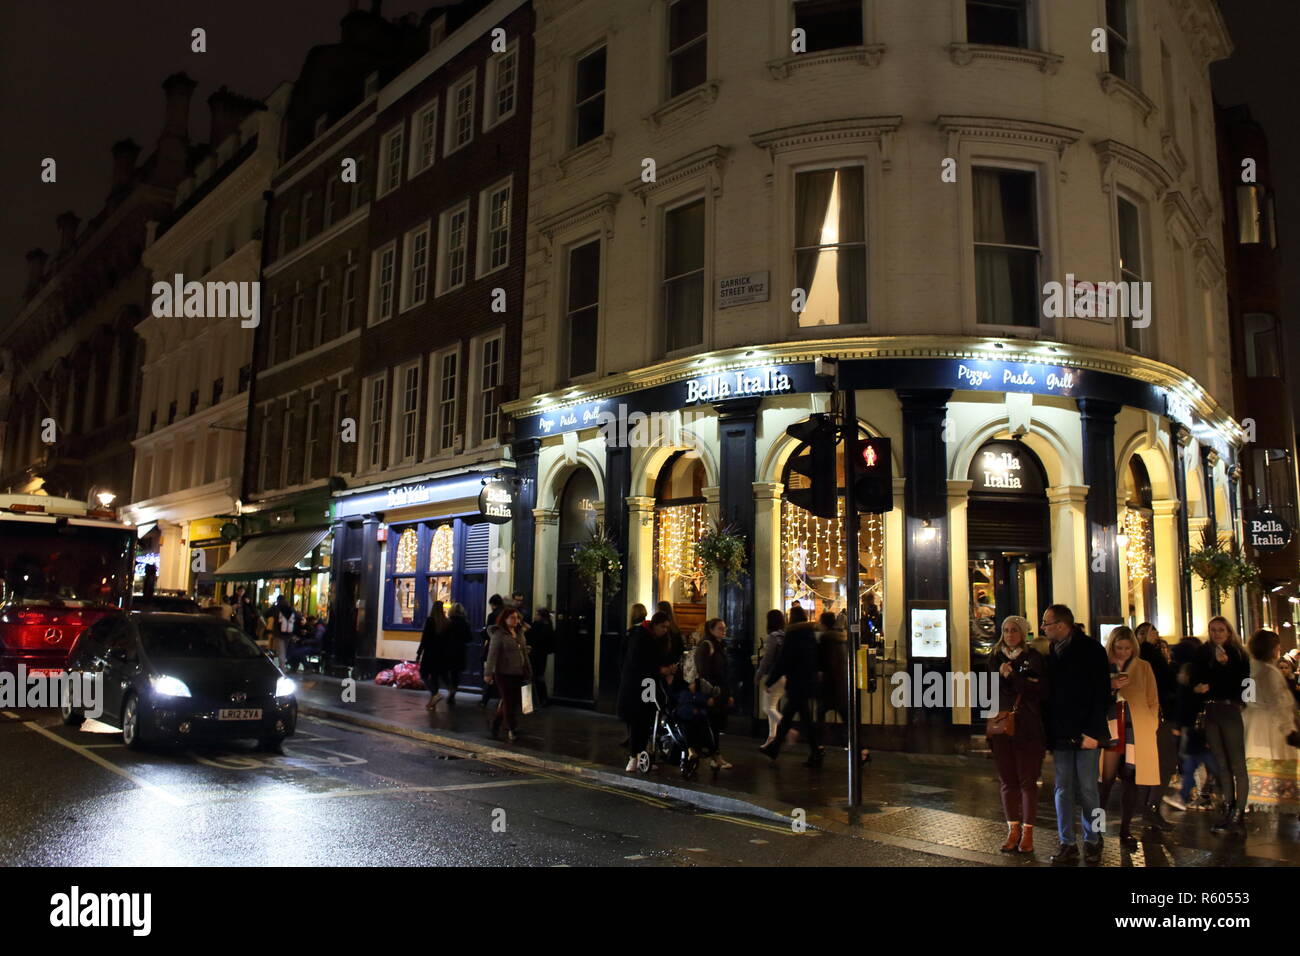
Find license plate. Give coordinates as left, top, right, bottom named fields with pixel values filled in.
left=218, top=708, right=262, bottom=721
left=28, top=668, right=61, bottom=679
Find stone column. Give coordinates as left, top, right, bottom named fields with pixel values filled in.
left=625, top=496, right=657, bottom=615
left=947, top=479, right=974, bottom=727
left=1152, top=499, right=1183, bottom=637
left=1047, top=485, right=1090, bottom=615
left=1079, top=398, right=1123, bottom=631
left=1171, top=424, right=1195, bottom=638
left=1201, top=447, right=1221, bottom=616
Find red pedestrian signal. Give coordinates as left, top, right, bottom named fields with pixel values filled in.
left=851, top=436, right=892, bottom=513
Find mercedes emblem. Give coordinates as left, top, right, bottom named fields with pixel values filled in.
left=43, top=627, right=63, bottom=645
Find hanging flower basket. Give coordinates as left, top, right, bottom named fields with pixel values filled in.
left=695, top=521, right=748, bottom=586
left=572, top=532, right=622, bottom=600
left=1187, top=524, right=1260, bottom=602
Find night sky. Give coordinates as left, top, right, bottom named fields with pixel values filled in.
left=1, top=0, right=1297, bottom=411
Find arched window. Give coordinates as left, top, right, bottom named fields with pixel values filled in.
left=654, top=451, right=708, bottom=608
left=393, top=527, right=419, bottom=625
left=1122, top=455, right=1156, bottom=627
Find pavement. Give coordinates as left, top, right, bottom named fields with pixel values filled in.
left=293, top=674, right=1300, bottom=867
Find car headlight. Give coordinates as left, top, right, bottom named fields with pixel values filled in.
left=150, top=675, right=192, bottom=698
left=275, top=677, right=296, bottom=699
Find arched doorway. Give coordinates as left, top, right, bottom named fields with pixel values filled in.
left=1122, top=455, right=1157, bottom=628
left=966, top=440, right=1052, bottom=661
left=552, top=468, right=600, bottom=705
left=653, top=451, right=709, bottom=638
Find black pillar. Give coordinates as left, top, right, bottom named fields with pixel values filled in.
left=1201, top=447, right=1221, bottom=616
left=715, top=397, right=760, bottom=721
left=1227, top=463, right=1245, bottom=635
left=355, top=513, right=380, bottom=677
left=898, top=389, right=952, bottom=751
left=1171, top=424, right=1195, bottom=639
left=1079, top=398, right=1122, bottom=632
left=512, top=439, right=540, bottom=614
left=600, top=440, right=632, bottom=708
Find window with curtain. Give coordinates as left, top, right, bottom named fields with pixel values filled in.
left=393, top=526, right=419, bottom=625
left=794, top=0, right=863, bottom=52
left=663, top=199, right=705, bottom=352
left=1118, top=196, right=1144, bottom=351
left=428, top=523, right=455, bottom=609
left=667, top=0, right=707, bottom=98
left=1106, top=0, right=1131, bottom=82
left=966, top=0, right=1028, bottom=47
left=567, top=240, right=600, bottom=377
left=795, top=165, right=866, bottom=327
left=973, top=166, right=1040, bottom=327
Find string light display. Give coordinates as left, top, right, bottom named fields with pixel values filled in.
left=781, top=498, right=884, bottom=610
left=395, top=528, right=418, bottom=574
left=1124, top=507, right=1152, bottom=583
left=429, top=523, right=455, bottom=572
left=656, top=503, right=708, bottom=599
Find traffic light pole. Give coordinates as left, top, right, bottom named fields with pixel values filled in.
left=840, top=382, right=863, bottom=808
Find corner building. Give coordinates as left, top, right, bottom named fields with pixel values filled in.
left=503, top=0, right=1243, bottom=749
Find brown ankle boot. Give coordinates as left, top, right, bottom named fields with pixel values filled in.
left=1000, top=822, right=1022, bottom=853
left=1018, top=824, right=1034, bottom=855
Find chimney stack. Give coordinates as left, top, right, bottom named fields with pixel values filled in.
left=207, top=86, right=247, bottom=147
left=24, top=249, right=48, bottom=293
left=161, top=71, right=198, bottom=139
left=110, top=138, right=140, bottom=192
left=55, top=211, right=80, bottom=255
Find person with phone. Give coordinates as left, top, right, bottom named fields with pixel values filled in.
left=1098, top=627, right=1161, bottom=850
left=1192, top=616, right=1251, bottom=834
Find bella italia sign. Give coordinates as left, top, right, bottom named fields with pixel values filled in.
left=1246, top=512, right=1292, bottom=551
left=684, top=366, right=794, bottom=404
left=477, top=478, right=516, bottom=524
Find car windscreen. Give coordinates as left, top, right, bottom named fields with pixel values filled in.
left=0, top=523, right=133, bottom=606
left=138, top=619, right=265, bottom=660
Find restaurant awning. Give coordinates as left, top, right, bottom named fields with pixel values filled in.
left=212, top=528, right=330, bottom=580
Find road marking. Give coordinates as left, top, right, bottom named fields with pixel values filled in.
left=702, top=812, right=812, bottom=836
left=684, top=847, right=708, bottom=853
left=623, top=854, right=648, bottom=860
left=197, top=778, right=550, bottom=806
left=749, top=839, right=769, bottom=845
left=1, top=711, right=18, bottom=719
left=21, top=721, right=185, bottom=807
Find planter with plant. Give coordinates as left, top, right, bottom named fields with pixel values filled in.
left=572, top=532, right=622, bottom=600
left=1187, top=524, right=1260, bottom=603
left=694, top=521, right=748, bottom=586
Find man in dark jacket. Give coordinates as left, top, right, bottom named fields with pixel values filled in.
left=528, top=607, right=555, bottom=707
left=1041, top=604, right=1111, bottom=865
left=759, top=610, right=823, bottom=766
left=617, top=612, right=672, bottom=771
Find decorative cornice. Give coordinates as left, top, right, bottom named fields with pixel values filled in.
left=536, top=192, right=620, bottom=258
left=937, top=115, right=1082, bottom=181
left=626, top=145, right=729, bottom=202
left=555, top=132, right=615, bottom=179
left=1162, top=189, right=1204, bottom=240
left=1094, top=139, right=1173, bottom=198
left=1159, top=131, right=1188, bottom=180
left=750, top=115, right=902, bottom=171
left=1190, top=184, right=1216, bottom=223
left=946, top=43, right=1062, bottom=74
left=1098, top=73, right=1158, bottom=127
left=644, top=81, right=720, bottom=131
left=1170, top=0, right=1233, bottom=68
left=502, top=334, right=1243, bottom=445
left=1192, top=236, right=1226, bottom=284
left=766, top=44, right=886, bottom=79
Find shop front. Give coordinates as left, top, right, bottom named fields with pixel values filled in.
left=331, top=468, right=518, bottom=677
left=506, top=338, right=1245, bottom=752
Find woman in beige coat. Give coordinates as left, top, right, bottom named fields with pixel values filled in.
left=1099, top=627, right=1161, bottom=849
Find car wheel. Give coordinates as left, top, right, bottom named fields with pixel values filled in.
left=60, top=694, right=84, bottom=728
left=121, top=694, right=147, bottom=750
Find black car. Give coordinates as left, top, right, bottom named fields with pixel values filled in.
left=130, top=594, right=202, bottom=614
left=62, top=613, right=297, bottom=750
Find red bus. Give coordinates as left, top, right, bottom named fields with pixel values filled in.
left=0, top=494, right=134, bottom=677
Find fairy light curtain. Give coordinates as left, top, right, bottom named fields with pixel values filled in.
left=1123, top=455, right=1156, bottom=626
left=428, top=523, right=455, bottom=608
left=394, top=527, right=419, bottom=624
left=656, top=503, right=708, bottom=602
left=781, top=497, right=885, bottom=615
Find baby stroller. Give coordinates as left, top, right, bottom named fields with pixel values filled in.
left=636, top=675, right=718, bottom=779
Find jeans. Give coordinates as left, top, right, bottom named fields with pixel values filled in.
left=1203, top=701, right=1247, bottom=806
left=271, top=636, right=290, bottom=668
left=991, top=736, right=1046, bottom=826
left=1177, top=731, right=1221, bottom=803
left=1052, top=748, right=1102, bottom=846
left=760, top=676, right=786, bottom=742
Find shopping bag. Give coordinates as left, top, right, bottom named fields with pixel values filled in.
left=521, top=683, right=535, bottom=715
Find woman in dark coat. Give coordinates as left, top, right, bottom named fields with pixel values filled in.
left=693, top=618, right=734, bottom=770
left=617, top=612, right=671, bottom=771
left=417, top=601, right=448, bottom=709
left=439, top=602, right=473, bottom=703
left=527, top=607, right=555, bottom=707
left=1193, top=615, right=1252, bottom=834
left=988, top=614, right=1048, bottom=855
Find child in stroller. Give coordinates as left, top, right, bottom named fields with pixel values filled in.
left=638, top=662, right=718, bottom=779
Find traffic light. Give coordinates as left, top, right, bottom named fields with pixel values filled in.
left=851, top=436, right=893, bottom=514
left=785, top=414, right=838, bottom=519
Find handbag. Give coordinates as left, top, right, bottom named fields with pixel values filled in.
left=520, top=682, right=535, bottom=715
left=986, top=695, right=1021, bottom=737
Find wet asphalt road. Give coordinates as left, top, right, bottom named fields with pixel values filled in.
left=0, top=709, right=972, bottom=867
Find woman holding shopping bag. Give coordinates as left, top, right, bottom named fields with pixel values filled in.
left=484, top=607, right=532, bottom=743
